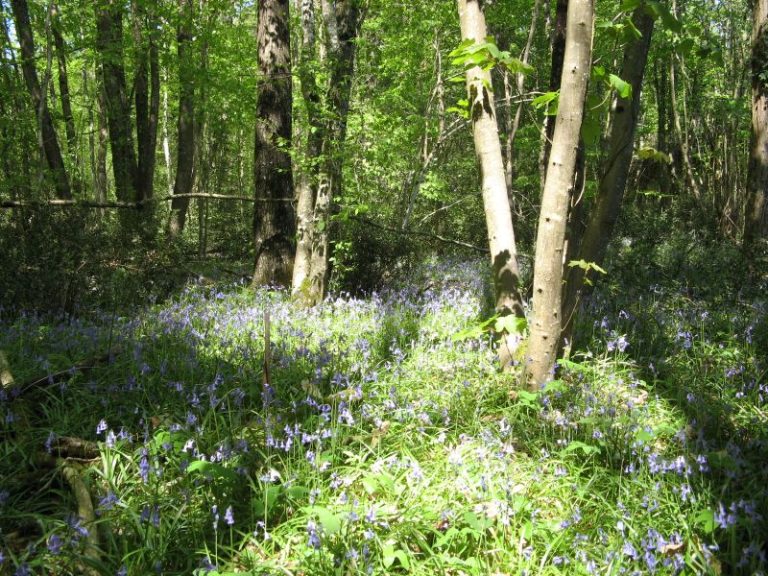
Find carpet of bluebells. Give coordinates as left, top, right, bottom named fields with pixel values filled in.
left=0, top=257, right=766, bottom=575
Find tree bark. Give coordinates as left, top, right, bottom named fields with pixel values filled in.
left=746, top=0, right=768, bottom=244
left=526, top=0, right=593, bottom=389
left=562, top=7, right=654, bottom=336
left=95, top=0, right=138, bottom=203
left=291, top=0, right=322, bottom=298
left=305, top=0, right=363, bottom=304
left=132, top=0, right=160, bottom=206
left=168, top=0, right=195, bottom=238
left=539, top=0, right=568, bottom=183
left=95, top=64, right=109, bottom=204
left=10, top=0, right=71, bottom=199
left=253, top=0, right=295, bottom=287
left=458, top=0, right=526, bottom=369
left=50, top=5, right=76, bottom=166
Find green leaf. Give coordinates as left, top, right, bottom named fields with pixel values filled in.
left=619, top=0, right=642, bottom=11
left=581, top=114, right=602, bottom=146
left=637, top=147, right=672, bottom=163
left=301, top=506, right=342, bottom=535
left=675, top=37, right=695, bottom=57
left=452, top=315, right=497, bottom=341
left=695, top=508, right=716, bottom=534
left=591, top=65, right=606, bottom=81
left=532, top=91, right=559, bottom=115
left=186, top=461, right=238, bottom=483
left=608, top=74, right=632, bottom=99
left=568, top=259, right=607, bottom=275
left=494, top=315, right=527, bottom=335
left=635, top=429, right=655, bottom=443
left=562, top=441, right=601, bottom=456
left=382, top=543, right=410, bottom=569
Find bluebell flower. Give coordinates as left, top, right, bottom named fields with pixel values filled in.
left=622, top=541, right=639, bottom=560
left=212, top=505, right=220, bottom=531
left=307, top=519, right=321, bottom=549
left=47, top=533, right=63, bottom=555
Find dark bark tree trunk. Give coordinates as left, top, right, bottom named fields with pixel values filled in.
left=132, top=0, right=160, bottom=206
left=746, top=0, right=768, bottom=243
left=95, top=64, right=109, bottom=204
left=95, top=0, right=138, bottom=203
left=168, top=0, right=195, bottom=238
left=253, top=0, right=295, bottom=287
left=562, top=8, right=654, bottom=337
left=526, top=0, right=593, bottom=389
left=50, top=5, right=76, bottom=165
left=10, top=0, right=71, bottom=199
left=540, top=0, right=568, bottom=182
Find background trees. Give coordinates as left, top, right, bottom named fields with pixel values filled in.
left=0, top=0, right=760, bottom=354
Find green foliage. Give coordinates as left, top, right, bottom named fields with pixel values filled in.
left=449, top=37, right=534, bottom=76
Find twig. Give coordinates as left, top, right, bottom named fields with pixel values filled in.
left=348, top=215, right=489, bottom=253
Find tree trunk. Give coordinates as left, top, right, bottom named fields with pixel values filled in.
left=562, top=8, right=654, bottom=336
left=458, top=0, right=526, bottom=369
left=95, top=64, right=109, bottom=204
left=746, top=0, right=768, bottom=244
left=95, top=0, right=138, bottom=203
left=305, top=0, right=363, bottom=304
left=292, top=0, right=322, bottom=298
left=539, top=0, right=568, bottom=184
left=669, top=56, right=701, bottom=200
left=253, top=0, right=295, bottom=287
left=168, top=0, right=195, bottom=238
left=51, top=4, right=77, bottom=182
left=132, top=0, right=160, bottom=207
left=526, top=0, right=593, bottom=389
left=10, top=0, right=71, bottom=199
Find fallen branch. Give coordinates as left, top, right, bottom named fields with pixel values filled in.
left=0, top=193, right=294, bottom=209
left=52, top=436, right=100, bottom=460
left=0, top=350, right=14, bottom=388
left=6, top=348, right=119, bottom=400
left=59, top=460, right=102, bottom=574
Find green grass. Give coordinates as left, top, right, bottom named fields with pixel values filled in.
left=0, top=256, right=766, bottom=575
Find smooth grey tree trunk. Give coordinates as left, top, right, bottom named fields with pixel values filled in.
left=526, top=0, right=593, bottom=389
left=458, top=0, right=526, bottom=369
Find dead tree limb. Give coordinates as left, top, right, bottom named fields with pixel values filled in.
left=5, top=348, right=119, bottom=400
left=0, top=193, right=294, bottom=209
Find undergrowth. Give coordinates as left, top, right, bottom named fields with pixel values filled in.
left=0, top=256, right=766, bottom=575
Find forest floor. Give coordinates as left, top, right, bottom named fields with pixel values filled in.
left=0, top=250, right=766, bottom=575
